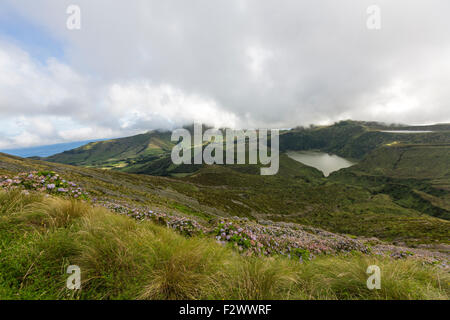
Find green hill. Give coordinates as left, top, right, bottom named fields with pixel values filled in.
left=330, top=144, right=450, bottom=220
left=14, top=120, right=450, bottom=241
left=42, top=120, right=450, bottom=176
left=280, top=120, right=450, bottom=159
left=1, top=147, right=450, bottom=300
left=44, top=130, right=175, bottom=169
left=1, top=152, right=449, bottom=245
left=1, top=190, right=447, bottom=299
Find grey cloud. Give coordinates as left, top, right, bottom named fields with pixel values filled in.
left=1, top=0, right=450, bottom=147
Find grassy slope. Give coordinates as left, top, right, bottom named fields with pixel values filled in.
left=1, top=153, right=449, bottom=245
left=46, top=121, right=448, bottom=237
left=0, top=190, right=448, bottom=300
left=42, top=120, right=449, bottom=177
left=179, top=161, right=449, bottom=244
left=280, top=120, right=450, bottom=159
left=3, top=121, right=450, bottom=244
left=331, top=144, right=450, bottom=221
left=44, top=131, right=175, bottom=168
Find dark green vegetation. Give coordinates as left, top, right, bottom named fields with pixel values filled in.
left=0, top=158, right=447, bottom=248
left=1, top=118, right=449, bottom=300
left=331, top=145, right=450, bottom=220
left=33, top=121, right=450, bottom=245
left=0, top=191, right=448, bottom=300
left=280, top=120, right=450, bottom=160
left=44, top=130, right=175, bottom=169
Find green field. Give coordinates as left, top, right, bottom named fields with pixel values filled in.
left=0, top=190, right=447, bottom=300
left=1, top=120, right=449, bottom=300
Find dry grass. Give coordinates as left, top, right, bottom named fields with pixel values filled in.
left=0, top=190, right=448, bottom=300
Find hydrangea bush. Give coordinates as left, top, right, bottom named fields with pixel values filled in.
left=0, top=171, right=89, bottom=200
left=1, top=171, right=369, bottom=261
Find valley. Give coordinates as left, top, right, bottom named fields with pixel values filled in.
left=3, top=121, right=449, bottom=245
left=1, top=120, right=448, bottom=299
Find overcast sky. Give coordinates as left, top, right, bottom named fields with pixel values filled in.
left=0, top=0, right=449, bottom=149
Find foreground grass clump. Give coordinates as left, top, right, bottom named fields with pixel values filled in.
left=0, top=190, right=448, bottom=300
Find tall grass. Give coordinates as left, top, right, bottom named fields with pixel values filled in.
left=0, top=190, right=448, bottom=300
left=0, top=189, right=42, bottom=216
left=229, top=257, right=300, bottom=299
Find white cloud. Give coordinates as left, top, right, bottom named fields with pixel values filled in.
left=107, top=82, right=240, bottom=130
left=0, top=41, right=241, bottom=148
left=1, top=0, right=450, bottom=148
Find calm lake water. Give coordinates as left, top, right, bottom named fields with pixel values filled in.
left=380, top=130, right=433, bottom=133
left=287, top=151, right=355, bottom=177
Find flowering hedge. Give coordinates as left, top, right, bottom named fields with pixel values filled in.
left=96, top=199, right=369, bottom=260
left=0, top=171, right=369, bottom=261
left=0, top=171, right=89, bottom=199
left=97, top=199, right=207, bottom=237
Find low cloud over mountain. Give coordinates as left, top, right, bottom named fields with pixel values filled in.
left=1, top=0, right=450, bottom=148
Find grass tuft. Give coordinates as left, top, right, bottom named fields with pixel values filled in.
left=0, top=190, right=448, bottom=300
